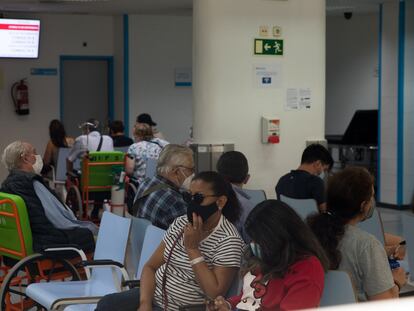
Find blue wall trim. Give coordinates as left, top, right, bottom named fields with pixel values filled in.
left=123, top=14, right=130, bottom=135
left=397, top=0, right=405, bottom=206
left=59, top=55, right=115, bottom=123
left=378, top=3, right=383, bottom=203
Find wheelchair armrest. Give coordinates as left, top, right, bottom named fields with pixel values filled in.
left=41, top=245, right=87, bottom=260
left=41, top=245, right=90, bottom=278
left=79, top=260, right=130, bottom=283
left=122, top=279, right=140, bottom=289
left=80, top=260, right=124, bottom=268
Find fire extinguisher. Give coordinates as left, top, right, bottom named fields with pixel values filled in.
left=11, top=79, right=29, bottom=115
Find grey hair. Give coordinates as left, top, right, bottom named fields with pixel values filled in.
left=157, top=144, right=193, bottom=175
left=2, top=141, right=29, bottom=171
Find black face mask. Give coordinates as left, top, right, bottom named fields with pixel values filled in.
left=186, top=201, right=218, bottom=224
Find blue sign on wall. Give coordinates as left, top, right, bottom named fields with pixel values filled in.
left=31, top=68, right=58, bottom=76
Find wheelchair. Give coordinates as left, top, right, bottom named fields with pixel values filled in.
left=0, top=192, right=90, bottom=311
left=65, top=151, right=137, bottom=221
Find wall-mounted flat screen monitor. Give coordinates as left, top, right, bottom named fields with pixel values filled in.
left=0, top=18, right=40, bottom=58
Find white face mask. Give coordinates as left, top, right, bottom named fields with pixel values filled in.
left=181, top=173, right=194, bottom=190
left=32, top=154, right=43, bottom=175
left=319, top=171, right=325, bottom=180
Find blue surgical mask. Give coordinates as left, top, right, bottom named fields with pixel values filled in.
left=249, top=242, right=263, bottom=259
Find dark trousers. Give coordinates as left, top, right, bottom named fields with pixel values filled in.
left=95, top=288, right=163, bottom=311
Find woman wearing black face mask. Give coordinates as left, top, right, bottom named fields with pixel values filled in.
left=96, top=171, right=244, bottom=311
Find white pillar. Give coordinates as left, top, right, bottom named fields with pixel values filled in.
left=193, top=0, right=326, bottom=197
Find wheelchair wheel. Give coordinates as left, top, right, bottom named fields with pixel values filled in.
left=65, top=185, right=82, bottom=219
left=0, top=253, right=81, bottom=311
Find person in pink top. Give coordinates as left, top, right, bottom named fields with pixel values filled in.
left=210, top=200, right=329, bottom=311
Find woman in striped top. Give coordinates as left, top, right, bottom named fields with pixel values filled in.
left=96, top=171, right=245, bottom=311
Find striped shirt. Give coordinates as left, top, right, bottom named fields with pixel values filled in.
left=153, top=215, right=245, bottom=311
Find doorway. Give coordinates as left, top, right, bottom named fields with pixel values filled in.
left=60, top=56, right=114, bottom=137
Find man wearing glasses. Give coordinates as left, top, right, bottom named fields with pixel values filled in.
left=132, top=144, right=194, bottom=230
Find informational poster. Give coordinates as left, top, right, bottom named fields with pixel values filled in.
left=175, top=67, right=192, bottom=87
left=286, top=88, right=299, bottom=110
left=299, top=88, right=312, bottom=109
left=285, top=88, right=312, bottom=110
left=253, top=63, right=282, bottom=89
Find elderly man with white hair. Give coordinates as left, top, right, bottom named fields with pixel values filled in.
left=1, top=141, right=97, bottom=253
left=132, top=144, right=193, bottom=230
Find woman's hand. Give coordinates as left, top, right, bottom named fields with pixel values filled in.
left=207, top=296, right=231, bottom=311
left=184, top=213, right=204, bottom=251
left=392, top=267, right=407, bottom=289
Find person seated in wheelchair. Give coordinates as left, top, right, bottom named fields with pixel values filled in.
left=1, top=141, right=98, bottom=255
left=66, top=118, right=114, bottom=219
left=96, top=172, right=245, bottom=311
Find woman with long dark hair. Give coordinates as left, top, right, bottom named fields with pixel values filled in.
left=307, top=167, right=406, bottom=301
left=210, top=199, right=329, bottom=311
left=96, top=171, right=244, bottom=311
left=43, top=119, right=74, bottom=168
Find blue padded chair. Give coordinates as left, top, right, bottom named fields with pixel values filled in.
left=279, top=195, right=318, bottom=220
left=320, top=270, right=356, bottom=307
left=243, top=189, right=267, bottom=207
left=26, top=212, right=131, bottom=310
left=402, top=215, right=414, bottom=282
left=128, top=217, right=152, bottom=276
left=357, top=208, right=385, bottom=245
left=145, top=158, right=158, bottom=179
left=65, top=224, right=165, bottom=311
left=136, top=225, right=166, bottom=279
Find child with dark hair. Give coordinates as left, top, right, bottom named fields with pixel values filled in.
left=210, top=200, right=329, bottom=311
left=307, top=167, right=406, bottom=301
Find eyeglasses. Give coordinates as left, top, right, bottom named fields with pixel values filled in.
left=182, top=192, right=217, bottom=204
left=177, top=165, right=194, bottom=173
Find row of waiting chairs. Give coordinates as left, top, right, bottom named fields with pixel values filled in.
left=25, top=212, right=357, bottom=310
left=25, top=213, right=166, bottom=311
left=1, top=186, right=358, bottom=310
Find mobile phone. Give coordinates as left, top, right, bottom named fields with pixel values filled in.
left=388, top=258, right=400, bottom=270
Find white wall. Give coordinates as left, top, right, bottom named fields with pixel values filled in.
left=0, top=14, right=115, bottom=181
left=128, top=15, right=193, bottom=144
left=326, top=14, right=379, bottom=135
left=193, top=0, right=326, bottom=197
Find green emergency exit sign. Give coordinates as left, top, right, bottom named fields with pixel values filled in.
left=254, top=39, right=284, bottom=56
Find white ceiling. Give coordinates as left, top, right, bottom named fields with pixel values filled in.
left=0, top=0, right=396, bottom=16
